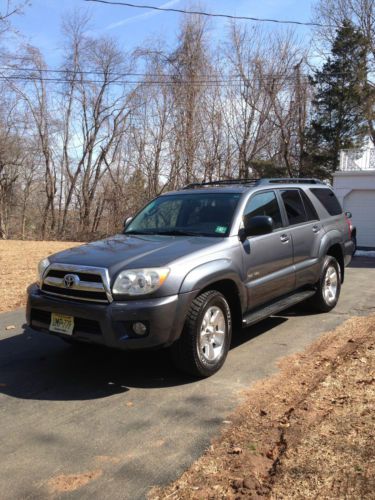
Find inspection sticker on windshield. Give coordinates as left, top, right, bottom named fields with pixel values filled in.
left=215, top=226, right=227, bottom=234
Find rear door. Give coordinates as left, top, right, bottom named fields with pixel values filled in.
left=241, top=190, right=295, bottom=310
left=278, top=189, right=321, bottom=288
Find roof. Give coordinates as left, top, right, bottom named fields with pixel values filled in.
left=161, top=178, right=326, bottom=196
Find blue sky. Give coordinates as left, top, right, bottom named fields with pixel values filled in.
left=11, top=0, right=316, bottom=65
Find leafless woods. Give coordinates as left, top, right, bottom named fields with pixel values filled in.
left=0, top=9, right=318, bottom=240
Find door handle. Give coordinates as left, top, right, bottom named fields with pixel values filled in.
left=312, top=225, right=320, bottom=233
left=280, top=233, right=289, bottom=243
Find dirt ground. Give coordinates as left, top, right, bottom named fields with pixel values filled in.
left=151, top=315, right=375, bottom=499
left=0, top=240, right=80, bottom=313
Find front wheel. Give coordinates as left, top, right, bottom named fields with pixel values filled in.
left=170, top=290, right=232, bottom=377
left=307, top=256, right=341, bottom=312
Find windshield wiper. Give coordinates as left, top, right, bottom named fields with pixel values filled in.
left=125, top=229, right=215, bottom=237
left=124, top=230, right=157, bottom=235
left=155, top=230, right=212, bottom=237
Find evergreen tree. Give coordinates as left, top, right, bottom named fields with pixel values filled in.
left=306, top=20, right=368, bottom=175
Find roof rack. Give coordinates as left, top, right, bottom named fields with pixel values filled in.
left=259, top=178, right=325, bottom=185
left=182, top=177, right=325, bottom=190
left=182, top=179, right=259, bottom=189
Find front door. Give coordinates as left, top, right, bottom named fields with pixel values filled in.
left=241, top=190, right=295, bottom=311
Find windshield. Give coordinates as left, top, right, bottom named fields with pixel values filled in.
left=125, top=193, right=241, bottom=237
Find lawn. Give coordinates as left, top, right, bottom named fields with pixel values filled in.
left=0, top=240, right=81, bottom=313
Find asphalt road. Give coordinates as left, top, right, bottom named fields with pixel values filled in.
left=0, top=256, right=374, bottom=499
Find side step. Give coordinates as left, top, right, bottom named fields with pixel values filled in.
left=242, top=289, right=315, bottom=327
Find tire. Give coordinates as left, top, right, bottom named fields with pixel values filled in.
left=307, top=256, right=341, bottom=313
left=170, top=290, right=232, bottom=377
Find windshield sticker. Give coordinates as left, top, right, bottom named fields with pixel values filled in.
left=215, top=226, right=227, bottom=234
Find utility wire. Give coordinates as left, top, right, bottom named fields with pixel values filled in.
left=0, top=67, right=360, bottom=81
left=0, top=75, right=314, bottom=86
left=83, top=0, right=333, bottom=28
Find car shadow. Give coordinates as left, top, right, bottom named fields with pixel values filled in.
left=348, top=255, right=375, bottom=269
left=0, top=316, right=288, bottom=402
left=274, top=304, right=317, bottom=318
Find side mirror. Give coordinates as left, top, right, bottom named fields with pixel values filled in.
left=242, top=215, right=274, bottom=239
left=124, top=216, right=133, bottom=229
left=345, top=211, right=352, bottom=219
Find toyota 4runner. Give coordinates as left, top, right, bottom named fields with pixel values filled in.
left=27, top=178, right=354, bottom=377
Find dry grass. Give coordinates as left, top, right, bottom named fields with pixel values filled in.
left=151, top=315, right=375, bottom=499
left=0, top=240, right=81, bottom=313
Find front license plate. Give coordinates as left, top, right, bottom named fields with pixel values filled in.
left=50, top=313, right=74, bottom=336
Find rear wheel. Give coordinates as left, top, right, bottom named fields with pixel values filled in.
left=171, top=290, right=232, bottom=377
left=307, top=256, right=341, bottom=312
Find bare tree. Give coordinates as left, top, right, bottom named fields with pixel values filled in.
left=168, top=14, right=211, bottom=184
left=224, top=25, right=277, bottom=178
left=265, top=34, right=310, bottom=176
left=0, top=98, right=31, bottom=238
left=0, top=0, right=28, bottom=36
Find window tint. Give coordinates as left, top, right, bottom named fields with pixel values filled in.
left=300, top=190, right=319, bottom=221
left=310, top=188, right=342, bottom=216
left=281, top=190, right=307, bottom=225
left=244, top=191, right=282, bottom=229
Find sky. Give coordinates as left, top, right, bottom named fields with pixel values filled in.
left=9, top=0, right=316, bottom=66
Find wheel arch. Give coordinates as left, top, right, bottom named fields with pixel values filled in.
left=198, top=279, right=243, bottom=330
left=326, top=243, right=345, bottom=283
left=319, top=230, right=345, bottom=283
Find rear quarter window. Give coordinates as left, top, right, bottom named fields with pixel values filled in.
left=300, top=190, right=319, bottom=221
left=310, top=188, right=342, bottom=216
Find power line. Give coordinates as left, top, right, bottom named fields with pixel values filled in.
left=0, top=74, right=314, bottom=87
left=84, top=0, right=332, bottom=28
left=0, top=66, right=360, bottom=81
left=0, top=66, right=256, bottom=81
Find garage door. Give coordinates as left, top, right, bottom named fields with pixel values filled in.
left=344, top=190, right=375, bottom=248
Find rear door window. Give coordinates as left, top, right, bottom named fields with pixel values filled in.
left=310, top=188, right=342, bottom=216
left=281, top=190, right=307, bottom=225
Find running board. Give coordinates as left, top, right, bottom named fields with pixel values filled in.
left=242, top=290, right=315, bottom=327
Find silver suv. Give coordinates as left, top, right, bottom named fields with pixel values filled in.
left=27, top=178, right=354, bottom=377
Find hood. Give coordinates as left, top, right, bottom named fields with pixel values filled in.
left=48, top=234, right=222, bottom=277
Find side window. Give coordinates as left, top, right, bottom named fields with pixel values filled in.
left=310, top=188, right=343, bottom=216
left=300, top=190, right=319, bottom=221
left=281, top=190, right=307, bottom=225
left=244, top=191, right=282, bottom=229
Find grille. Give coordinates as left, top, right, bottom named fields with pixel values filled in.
left=41, top=284, right=108, bottom=302
left=46, top=269, right=102, bottom=283
left=41, top=265, right=111, bottom=303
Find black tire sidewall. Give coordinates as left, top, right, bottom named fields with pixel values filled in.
left=194, top=293, right=232, bottom=374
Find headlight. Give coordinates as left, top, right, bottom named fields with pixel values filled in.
left=37, top=258, right=50, bottom=282
left=112, top=268, right=170, bottom=296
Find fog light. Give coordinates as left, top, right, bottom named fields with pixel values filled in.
left=132, top=322, right=147, bottom=336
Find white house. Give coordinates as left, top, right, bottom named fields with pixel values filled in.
left=333, top=138, right=375, bottom=250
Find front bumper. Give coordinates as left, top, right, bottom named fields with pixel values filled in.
left=27, top=285, right=196, bottom=350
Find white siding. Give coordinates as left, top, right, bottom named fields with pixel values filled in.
left=344, top=190, right=375, bottom=248
left=333, top=171, right=375, bottom=249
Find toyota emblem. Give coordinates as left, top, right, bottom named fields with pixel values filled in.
left=63, top=274, right=79, bottom=288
